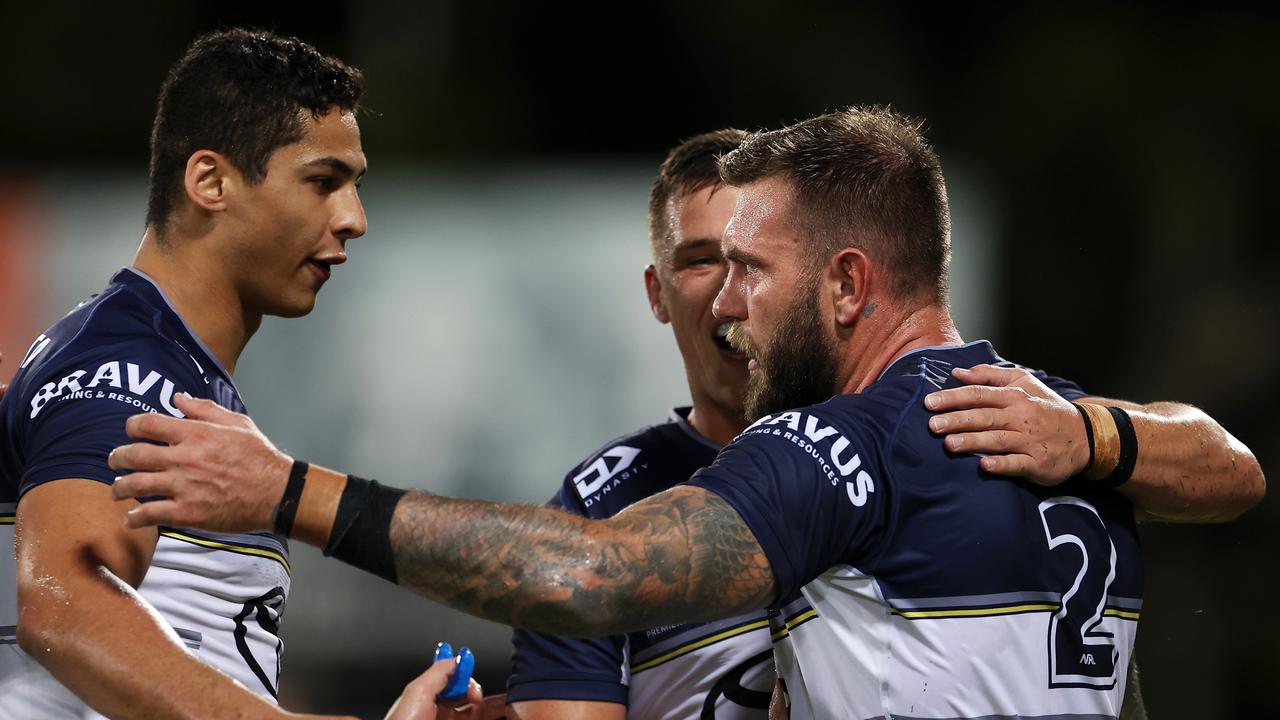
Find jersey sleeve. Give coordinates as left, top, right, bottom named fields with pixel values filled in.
left=16, top=339, right=206, bottom=497
left=505, top=470, right=629, bottom=706
left=685, top=409, right=893, bottom=605
left=1031, top=369, right=1087, bottom=401
left=506, top=628, right=630, bottom=705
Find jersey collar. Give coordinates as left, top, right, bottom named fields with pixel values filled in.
left=111, top=267, right=238, bottom=388
left=876, top=339, right=1002, bottom=383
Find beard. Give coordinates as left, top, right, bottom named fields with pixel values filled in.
left=727, top=284, right=841, bottom=421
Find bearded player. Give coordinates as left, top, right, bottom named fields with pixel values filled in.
left=110, top=109, right=1262, bottom=719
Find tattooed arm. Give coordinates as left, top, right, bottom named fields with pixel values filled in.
left=389, top=485, right=776, bottom=635
left=107, top=395, right=778, bottom=635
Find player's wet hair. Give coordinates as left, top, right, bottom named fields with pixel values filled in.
left=647, top=129, right=750, bottom=259
left=146, top=28, right=365, bottom=238
left=720, top=107, right=950, bottom=303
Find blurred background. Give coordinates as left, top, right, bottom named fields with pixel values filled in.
left=1, top=2, right=1276, bottom=717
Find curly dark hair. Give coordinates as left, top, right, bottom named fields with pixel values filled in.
left=647, top=128, right=749, bottom=258
left=146, top=28, right=365, bottom=236
left=720, top=107, right=950, bottom=303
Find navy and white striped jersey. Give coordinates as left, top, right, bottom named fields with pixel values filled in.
left=0, top=268, right=290, bottom=718
left=508, top=409, right=775, bottom=719
left=688, top=341, right=1142, bottom=720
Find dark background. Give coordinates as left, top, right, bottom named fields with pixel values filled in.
left=2, top=2, right=1276, bottom=716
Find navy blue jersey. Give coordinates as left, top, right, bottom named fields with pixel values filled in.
left=0, top=268, right=290, bottom=716
left=688, top=341, right=1142, bottom=719
left=508, top=409, right=775, bottom=719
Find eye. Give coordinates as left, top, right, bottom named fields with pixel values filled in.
left=308, top=176, right=337, bottom=192
left=688, top=256, right=717, bottom=266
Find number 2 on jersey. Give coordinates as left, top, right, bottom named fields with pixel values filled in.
left=1038, top=497, right=1118, bottom=690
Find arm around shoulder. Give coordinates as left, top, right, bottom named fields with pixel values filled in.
left=1084, top=397, right=1264, bottom=522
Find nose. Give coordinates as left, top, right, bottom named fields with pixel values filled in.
left=333, top=186, right=368, bottom=242
left=712, top=262, right=746, bottom=321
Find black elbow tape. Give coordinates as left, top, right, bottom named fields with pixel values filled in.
left=322, top=475, right=408, bottom=583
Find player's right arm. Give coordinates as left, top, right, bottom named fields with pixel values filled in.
left=15, top=479, right=300, bottom=720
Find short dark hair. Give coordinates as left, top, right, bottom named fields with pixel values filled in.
left=647, top=129, right=750, bottom=258
left=719, top=107, right=950, bottom=302
left=146, top=28, right=365, bottom=236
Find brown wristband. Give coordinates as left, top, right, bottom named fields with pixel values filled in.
left=1078, top=403, right=1120, bottom=481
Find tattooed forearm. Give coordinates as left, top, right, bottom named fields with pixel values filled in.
left=388, top=485, right=777, bottom=636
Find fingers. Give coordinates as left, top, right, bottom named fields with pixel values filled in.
left=111, top=468, right=179, bottom=500
left=108, top=442, right=177, bottom=473
left=384, top=658, right=459, bottom=720
left=925, top=385, right=1016, bottom=412
left=123, top=412, right=194, bottom=445
left=384, top=652, right=483, bottom=720
left=977, top=453, right=1036, bottom=477
left=941, top=430, right=1024, bottom=455
left=173, top=393, right=251, bottom=427
left=438, top=647, right=476, bottom=703
left=122, top=498, right=184, bottom=529
left=952, top=363, right=1029, bottom=387
left=928, top=407, right=1010, bottom=434
left=464, top=679, right=484, bottom=707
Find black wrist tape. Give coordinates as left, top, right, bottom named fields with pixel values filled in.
left=322, top=475, right=407, bottom=583
left=1102, top=406, right=1138, bottom=488
left=1072, top=402, right=1096, bottom=473
left=273, top=460, right=309, bottom=536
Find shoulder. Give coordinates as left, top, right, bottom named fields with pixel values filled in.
left=10, top=289, right=208, bottom=425
left=559, top=414, right=719, bottom=518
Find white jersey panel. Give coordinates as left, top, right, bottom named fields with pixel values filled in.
left=627, top=612, right=774, bottom=719
left=776, top=566, right=1137, bottom=720
left=0, top=532, right=289, bottom=718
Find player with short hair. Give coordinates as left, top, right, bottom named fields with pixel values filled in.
left=0, top=28, right=374, bottom=719
left=505, top=129, right=1159, bottom=719
left=504, top=129, right=778, bottom=720
left=110, top=107, right=1264, bottom=719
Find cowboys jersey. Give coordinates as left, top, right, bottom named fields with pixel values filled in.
left=508, top=409, right=774, bottom=719
left=0, top=268, right=290, bottom=718
left=688, top=341, right=1142, bottom=720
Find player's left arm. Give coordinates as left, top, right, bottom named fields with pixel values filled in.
left=108, top=395, right=779, bottom=637
left=924, top=364, right=1264, bottom=522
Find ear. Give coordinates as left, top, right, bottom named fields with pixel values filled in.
left=829, top=248, right=872, bottom=327
left=182, top=150, right=234, bottom=215
left=644, top=264, right=671, bottom=324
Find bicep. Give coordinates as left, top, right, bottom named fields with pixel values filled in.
left=16, top=479, right=157, bottom=595
left=606, top=485, right=777, bottom=620
left=507, top=699, right=626, bottom=720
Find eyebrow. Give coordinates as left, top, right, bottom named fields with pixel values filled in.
left=304, top=157, right=367, bottom=183
left=724, top=245, right=766, bottom=267
left=671, top=238, right=721, bottom=253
